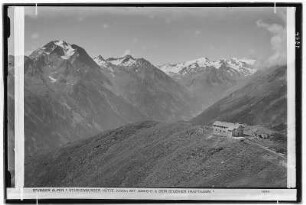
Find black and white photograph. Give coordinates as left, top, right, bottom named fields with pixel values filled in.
left=4, top=3, right=301, bottom=202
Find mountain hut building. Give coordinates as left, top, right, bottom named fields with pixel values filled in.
left=212, top=121, right=244, bottom=137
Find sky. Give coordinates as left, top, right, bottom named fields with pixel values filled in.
left=9, top=6, right=287, bottom=66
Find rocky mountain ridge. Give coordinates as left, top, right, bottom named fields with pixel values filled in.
left=158, top=57, right=256, bottom=77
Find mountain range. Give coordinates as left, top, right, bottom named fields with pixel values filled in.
left=159, top=57, right=257, bottom=111
left=8, top=40, right=288, bottom=187
left=8, top=40, right=200, bottom=156
left=92, top=53, right=257, bottom=113
left=93, top=54, right=195, bottom=121
left=159, top=57, right=256, bottom=77
left=9, top=40, right=146, bottom=156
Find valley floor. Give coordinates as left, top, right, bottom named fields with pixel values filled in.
left=25, top=121, right=287, bottom=188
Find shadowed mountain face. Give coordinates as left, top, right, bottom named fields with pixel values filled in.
left=94, top=55, right=195, bottom=121
left=8, top=41, right=146, bottom=156
left=192, top=65, right=287, bottom=132
left=25, top=121, right=286, bottom=188
left=8, top=40, right=197, bottom=157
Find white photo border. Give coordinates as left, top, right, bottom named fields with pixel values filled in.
left=5, top=3, right=301, bottom=202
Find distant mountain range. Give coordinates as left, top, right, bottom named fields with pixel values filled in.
left=92, top=54, right=257, bottom=113
left=159, top=57, right=256, bottom=77
left=158, top=57, right=257, bottom=111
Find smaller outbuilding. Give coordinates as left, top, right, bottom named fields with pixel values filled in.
left=244, top=125, right=273, bottom=139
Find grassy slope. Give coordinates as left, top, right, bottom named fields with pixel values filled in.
left=192, top=66, right=287, bottom=131
left=25, top=121, right=286, bottom=188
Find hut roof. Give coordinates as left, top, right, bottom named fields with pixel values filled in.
left=213, top=121, right=243, bottom=131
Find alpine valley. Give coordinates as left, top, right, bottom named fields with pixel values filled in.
left=159, top=57, right=257, bottom=112
left=8, top=40, right=287, bottom=187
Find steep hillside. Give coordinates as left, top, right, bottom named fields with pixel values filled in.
left=9, top=41, right=145, bottom=156
left=25, top=121, right=286, bottom=188
left=192, top=65, right=287, bottom=131
left=94, top=54, right=195, bottom=121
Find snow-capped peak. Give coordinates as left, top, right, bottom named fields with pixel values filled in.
left=223, top=58, right=256, bottom=75
left=52, top=40, right=76, bottom=59
left=31, top=40, right=77, bottom=60
left=227, top=57, right=256, bottom=66
left=159, top=57, right=218, bottom=75
left=53, top=40, right=69, bottom=48
left=159, top=57, right=256, bottom=76
left=106, top=55, right=137, bottom=67
left=94, top=55, right=109, bottom=67
left=95, top=55, right=105, bottom=61
left=122, top=54, right=134, bottom=59
left=239, top=58, right=256, bottom=65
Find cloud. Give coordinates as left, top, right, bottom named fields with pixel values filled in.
left=256, top=12, right=287, bottom=68
left=132, top=38, right=139, bottom=44
left=103, top=23, right=109, bottom=29
left=248, top=49, right=256, bottom=56
left=165, top=18, right=172, bottom=24
left=194, top=30, right=201, bottom=37
left=77, top=16, right=84, bottom=22
left=141, top=45, right=147, bottom=51
left=148, top=14, right=155, bottom=19
left=122, top=49, right=131, bottom=56
left=30, top=33, right=40, bottom=40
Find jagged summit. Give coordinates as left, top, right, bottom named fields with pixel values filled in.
left=106, top=54, right=135, bottom=61
left=94, top=54, right=105, bottom=61
left=29, top=40, right=76, bottom=60
left=159, top=57, right=256, bottom=76
left=94, top=54, right=161, bottom=76
left=93, top=55, right=109, bottom=67
left=95, top=54, right=140, bottom=67
left=42, top=40, right=73, bottom=51
left=122, top=54, right=135, bottom=59
left=53, top=40, right=70, bottom=47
